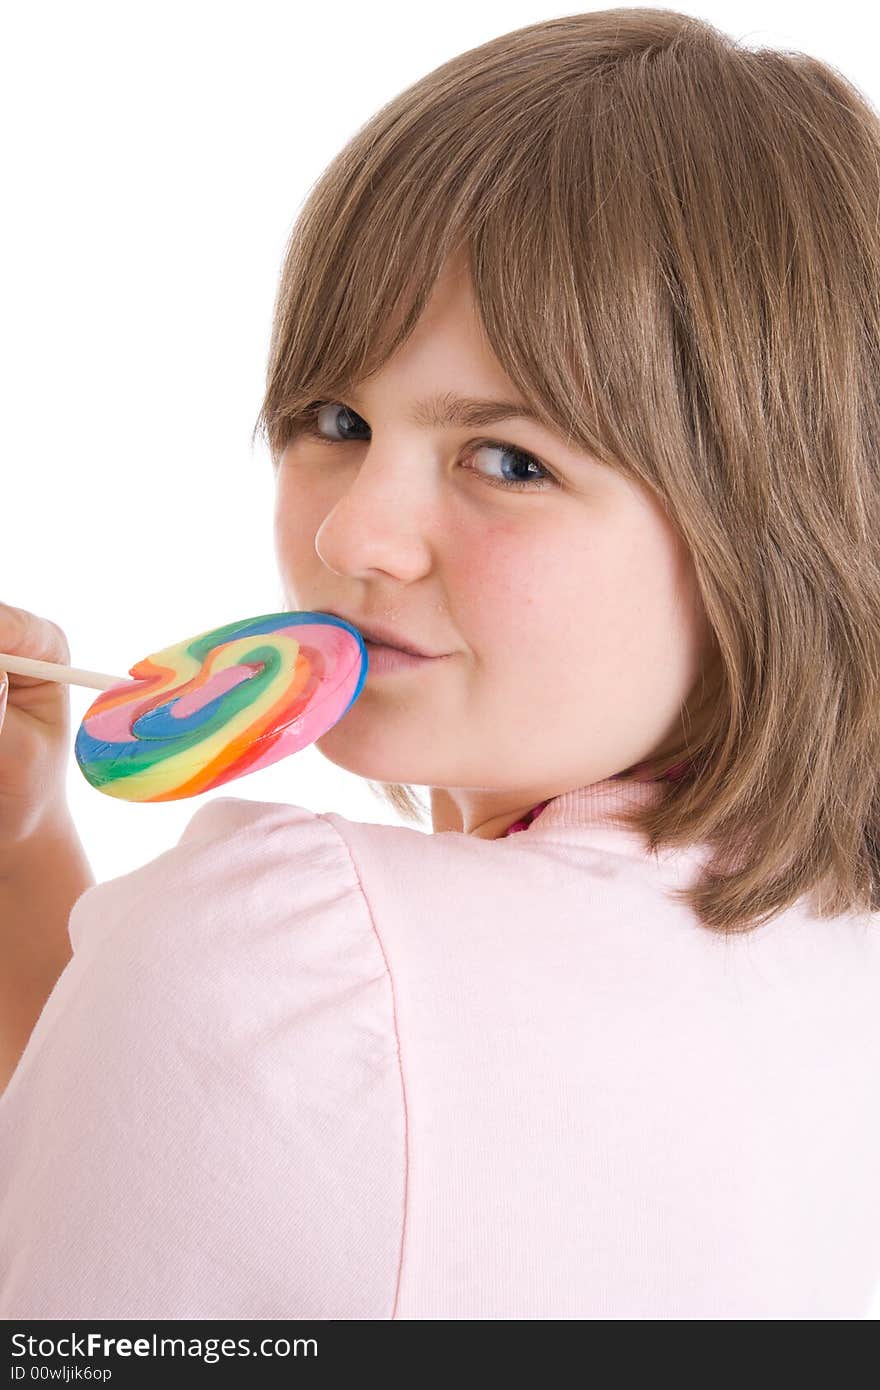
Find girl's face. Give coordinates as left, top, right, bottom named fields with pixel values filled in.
left=273, top=255, right=715, bottom=838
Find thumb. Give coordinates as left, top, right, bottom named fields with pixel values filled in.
left=0, top=670, right=8, bottom=732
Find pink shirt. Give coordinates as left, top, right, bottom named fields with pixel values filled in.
left=2, top=774, right=879, bottom=1320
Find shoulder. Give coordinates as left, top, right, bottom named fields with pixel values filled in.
left=69, top=795, right=374, bottom=960
left=64, top=798, right=402, bottom=1064
left=3, top=795, right=407, bottom=1318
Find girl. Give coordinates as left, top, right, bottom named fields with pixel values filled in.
left=1, top=8, right=879, bottom=1319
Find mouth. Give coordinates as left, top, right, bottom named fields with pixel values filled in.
left=319, top=609, right=448, bottom=660
left=361, top=639, right=451, bottom=675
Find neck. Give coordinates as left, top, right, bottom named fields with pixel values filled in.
left=429, top=786, right=552, bottom=839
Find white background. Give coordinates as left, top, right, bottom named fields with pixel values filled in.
left=2, top=1, right=877, bottom=884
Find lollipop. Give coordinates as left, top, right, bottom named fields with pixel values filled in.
left=0, top=611, right=367, bottom=802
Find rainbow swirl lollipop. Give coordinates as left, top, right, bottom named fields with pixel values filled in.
left=73, top=611, right=367, bottom=802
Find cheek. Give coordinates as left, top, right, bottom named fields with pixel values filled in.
left=446, top=517, right=547, bottom=634
left=272, top=471, right=327, bottom=585
left=449, top=514, right=619, bottom=695
left=461, top=512, right=692, bottom=697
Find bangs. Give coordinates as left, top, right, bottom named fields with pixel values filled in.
left=252, top=59, right=640, bottom=473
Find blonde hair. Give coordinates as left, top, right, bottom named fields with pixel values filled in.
left=253, top=8, right=880, bottom=935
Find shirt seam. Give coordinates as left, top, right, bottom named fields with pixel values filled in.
left=316, top=812, right=409, bottom=1322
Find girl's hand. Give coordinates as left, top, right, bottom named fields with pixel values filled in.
left=0, top=601, right=75, bottom=849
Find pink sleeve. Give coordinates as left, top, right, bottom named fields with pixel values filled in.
left=0, top=797, right=406, bottom=1319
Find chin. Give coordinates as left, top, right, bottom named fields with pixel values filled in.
left=312, top=724, right=425, bottom=785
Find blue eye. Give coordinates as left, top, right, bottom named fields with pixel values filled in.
left=312, top=402, right=369, bottom=442
left=287, top=401, right=558, bottom=493
left=462, top=441, right=556, bottom=491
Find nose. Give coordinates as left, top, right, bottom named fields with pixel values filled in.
left=314, top=445, right=438, bottom=582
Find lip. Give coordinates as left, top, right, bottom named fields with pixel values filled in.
left=321, top=610, right=448, bottom=659
left=362, top=640, right=448, bottom=675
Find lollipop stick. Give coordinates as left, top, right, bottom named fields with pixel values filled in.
left=0, top=651, right=129, bottom=691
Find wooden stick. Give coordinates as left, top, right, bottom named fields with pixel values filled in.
left=0, top=651, right=129, bottom=692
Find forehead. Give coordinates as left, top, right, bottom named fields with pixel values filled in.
left=377, top=260, right=522, bottom=409
left=410, top=256, right=482, bottom=341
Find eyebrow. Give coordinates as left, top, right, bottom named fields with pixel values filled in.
left=345, top=388, right=548, bottom=431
